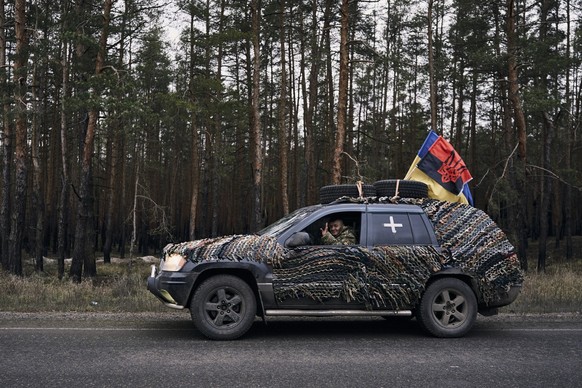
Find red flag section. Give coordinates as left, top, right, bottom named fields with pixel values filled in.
left=417, top=136, right=472, bottom=195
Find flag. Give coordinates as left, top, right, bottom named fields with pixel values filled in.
left=418, top=136, right=472, bottom=195
left=405, top=130, right=474, bottom=205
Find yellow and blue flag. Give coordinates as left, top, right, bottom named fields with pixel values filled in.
left=405, top=130, right=473, bottom=205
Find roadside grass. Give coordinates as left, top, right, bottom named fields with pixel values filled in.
left=0, top=258, right=167, bottom=313
left=1, top=238, right=581, bottom=314
left=501, top=239, right=582, bottom=314
left=501, top=262, right=582, bottom=314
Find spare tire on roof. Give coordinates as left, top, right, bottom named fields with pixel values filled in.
left=373, top=179, right=428, bottom=198
left=319, top=184, right=376, bottom=204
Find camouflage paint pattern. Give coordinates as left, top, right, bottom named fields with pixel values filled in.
left=161, top=198, right=523, bottom=309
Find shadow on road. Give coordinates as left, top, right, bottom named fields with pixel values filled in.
left=244, top=316, right=423, bottom=339
left=142, top=316, right=425, bottom=340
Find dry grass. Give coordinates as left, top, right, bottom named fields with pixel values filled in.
left=501, top=264, right=582, bottom=314
left=0, top=259, right=167, bottom=313
left=500, top=237, right=582, bottom=314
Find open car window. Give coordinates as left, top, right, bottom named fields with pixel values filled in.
left=300, top=211, right=362, bottom=245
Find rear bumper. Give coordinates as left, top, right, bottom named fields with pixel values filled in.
left=147, top=265, right=197, bottom=310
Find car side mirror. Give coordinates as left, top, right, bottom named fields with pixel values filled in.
left=285, top=232, right=312, bottom=248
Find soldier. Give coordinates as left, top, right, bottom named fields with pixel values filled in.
left=320, top=217, right=356, bottom=245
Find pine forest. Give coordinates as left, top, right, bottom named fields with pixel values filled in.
left=1, top=0, right=581, bottom=280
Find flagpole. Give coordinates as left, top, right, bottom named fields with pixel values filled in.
left=404, top=165, right=417, bottom=180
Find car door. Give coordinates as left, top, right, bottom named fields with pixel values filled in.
left=272, top=210, right=369, bottom=309
left=361, top=208, right=439, bottom=309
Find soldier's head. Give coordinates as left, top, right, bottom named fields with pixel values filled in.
left=328, top=217, right=345, bottom=237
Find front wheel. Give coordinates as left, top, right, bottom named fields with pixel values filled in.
left=190, top=275, right=257, bottom=340
left=416, top=278, right=477, bottom=338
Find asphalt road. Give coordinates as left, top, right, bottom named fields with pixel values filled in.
left=1, top=312, right=581, bottom=388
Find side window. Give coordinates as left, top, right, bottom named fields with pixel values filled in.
left=368, top=213, right=413, bottom=245
left=302, top=212, right=362, bottom=245
left=409, top=214, right=432, bottom=244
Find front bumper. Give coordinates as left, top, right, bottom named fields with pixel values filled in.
left=147, top=265, right=197, bottom=310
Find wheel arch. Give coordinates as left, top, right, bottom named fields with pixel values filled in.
left=425, top=269, right=481, bottom=302
left=189, top=266, right=266, bottom=317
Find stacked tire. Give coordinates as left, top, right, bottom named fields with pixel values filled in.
left=319, top=179, right=428, bottom=204
left=373, top=179, right=428, bottom=198
left=319, top=184, right=376, bottom=204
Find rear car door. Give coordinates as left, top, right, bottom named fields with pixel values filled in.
left=359, top=205, right=440, bottom=309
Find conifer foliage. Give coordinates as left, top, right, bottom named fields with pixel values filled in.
left=0, top=0, right=581, bottom=278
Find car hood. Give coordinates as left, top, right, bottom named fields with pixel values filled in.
left=162, top=234, right=284, bottom=265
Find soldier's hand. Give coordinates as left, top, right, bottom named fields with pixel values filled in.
left=320, top=222, right=328, bottom=236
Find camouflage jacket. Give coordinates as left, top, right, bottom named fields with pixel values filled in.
left=321, top=226, right=356, bottom=245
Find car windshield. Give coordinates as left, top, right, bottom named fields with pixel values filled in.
left=258, top=205, right=321, bottom=237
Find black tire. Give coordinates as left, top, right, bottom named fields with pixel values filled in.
left=319, top=184, right=376, bottom=204
left=190, top=275, right=257, bottom=340
left=373, top=179, right=428, bottom=198
left=416, top=278, right=477, bottom=338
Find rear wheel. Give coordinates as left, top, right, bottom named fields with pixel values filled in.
left=190, top=275, right=257, bottom=340
left=416, top=278, right=477, bottom=338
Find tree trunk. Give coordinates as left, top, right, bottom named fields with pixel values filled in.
left=428, top=0, right=437, bottom=131
left=188, top=12, right=200, bottom=241
left=211, top=0, right=225, bottom=236
left=71, top=0, right=113, bottom=281
left=250, top=0, right=263, bottom=231
left=536, top=0, right=553, bottom=272
left=332, top=0, right=350, bottom=185
left=325, top=23, right=334, bottom=181
left=278, top=0, right=289, bottom=215
left=288, top=7, right=299, bottom=209
left=31, top=55, right=45, bottom=272
left=58, top=39, right=71, bottom=279
left=129, top=145, right=141, bottom=263
left=303, top=0, right=332, bottom=203
left=0, top=0, right=11, bottom=271
left=189, top=113, right=200, bottom=241
left=104, top=0, right=131, bottom=263
left=469, top=71, right=477, bottom=180
left=506, top=0, right=528, bottom=269
left=8, top=0, right=29, bottom=276
left=103, top=127, right=120, bottom=263
left=454, top=64, right=465, bottom=150
left=563, top=0, right=573, bottom=260
left=507, top=0, right=527, bottom=162
left=537, top=113, right=554, bottom=272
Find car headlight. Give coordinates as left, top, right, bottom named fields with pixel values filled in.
left=161, top=253, right=187, bottom=272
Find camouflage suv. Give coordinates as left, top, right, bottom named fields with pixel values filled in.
left=148, top=196, right=523, bottom=340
